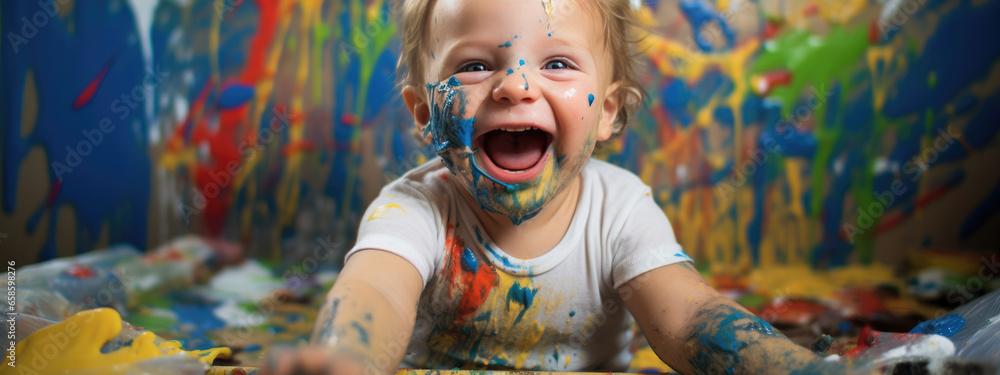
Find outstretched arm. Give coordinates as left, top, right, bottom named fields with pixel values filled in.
left=620, top=262, right=829, bottom=374
left=264, top=249, right=423, bottom=375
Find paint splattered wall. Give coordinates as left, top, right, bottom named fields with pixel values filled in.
left=3, top=0, right=998, bottom=270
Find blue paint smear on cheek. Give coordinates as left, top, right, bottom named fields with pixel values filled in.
left=588, top=94, right=595, bottom=106
left=461, top=247, right=480, bottom=272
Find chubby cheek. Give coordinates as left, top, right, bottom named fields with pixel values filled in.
left=543, top=81, right=601, bottom=153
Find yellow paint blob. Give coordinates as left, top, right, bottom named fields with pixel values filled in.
left=1, top=309, right=230, bottom=375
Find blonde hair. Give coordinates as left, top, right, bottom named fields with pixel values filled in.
left=396, top=0, right=646, bottom=145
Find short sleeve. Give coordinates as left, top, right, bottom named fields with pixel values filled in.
left=345, top=181, right=444, bottom=286
left=610, top=187, right=693, bottom=289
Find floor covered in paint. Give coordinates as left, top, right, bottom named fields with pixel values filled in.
left=11, top=236, right=997, bottom=374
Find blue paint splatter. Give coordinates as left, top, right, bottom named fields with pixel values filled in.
left=461, top=247, right=479, bottom=272
left=548, top=32, right=552, bottom=37
left=522, top=73, right=529, bottom=90
left=519, top=59, right=525, bottom=66
left=218, top=84, right=255, bottom=109
left=588, top=94, right=595, bottom=106
left=351, top=321, right=370, bottom=345
left=909, top=314, right=965, bottom=337
left=499, top=41, right=512, bottom=48
left=447, top=76, right=462, bottom=86
left=506, top=281, right=538, bottom=324
left=569, top=310, right=575, bottom=317
left=507, top=68, right=514, bottom=75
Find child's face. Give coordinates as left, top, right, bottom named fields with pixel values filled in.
left=413, top=0, right=621, bottom=225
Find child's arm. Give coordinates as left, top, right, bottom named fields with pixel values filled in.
left=621, top=262, right=831, bottom=374
left=263, top=250, right=423, bottom=375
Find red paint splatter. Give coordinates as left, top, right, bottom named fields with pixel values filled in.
left=341, top=113, right=358, bottom=126
left=65, top=264, right=95, bottom=278
left=802, top=3, right=819, bottom=17
left=73, top=49, right=122, bottom=111
left=868, top=20, right=882, bottom=44
left=763, top=20, right=783, bottom=40
left=47, top=179, right=62, bottom=206
left=752, top=70, right=793, bottom=96
left=442, top=224, right=498, bottom=324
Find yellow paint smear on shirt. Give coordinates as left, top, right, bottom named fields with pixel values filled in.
left=1, top=309, right=230, bottom=375
left=367, top=203, right=408, bottom=221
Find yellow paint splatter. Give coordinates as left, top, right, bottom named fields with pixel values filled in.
left=367, top=203, right=408, bottom=221
left=1, top=309, right=230, bottom=375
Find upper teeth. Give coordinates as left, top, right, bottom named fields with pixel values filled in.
left=501, top=127, right=536, bottom=132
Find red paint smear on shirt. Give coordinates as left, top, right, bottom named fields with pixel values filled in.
left=442, top=223, right=498, bottom=324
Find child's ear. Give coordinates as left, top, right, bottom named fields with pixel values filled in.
left=402, top=85, right=432, bottom=139
left=597, top=82, right=622, bottom=142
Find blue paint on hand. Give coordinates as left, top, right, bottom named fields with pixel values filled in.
left=461, top=247, right=479, bottom=272
left=588, top=94, right=595, bottom=106
left=909, top=313, right=966, bottom=337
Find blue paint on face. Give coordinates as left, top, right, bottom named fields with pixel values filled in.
left=548, top=32, right=552, bottom=37
left=522, top=73, right=529, bottom=90
left=506, top=281, right=538, bottom=325
left=909, top=313, right=965, bottom=337
left=519, top=59, right=525, bottom=66
left=426, top=79, right=553, bottom=225
left=499, top=41, right=512, bottom=48
left=461, top=247, right=479, bottom=272
left=507, top=68, right=514, bottom=75
left=588, top=93, right=595, bottom=106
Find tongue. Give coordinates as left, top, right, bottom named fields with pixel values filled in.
left=483, top=130, right=547, bottom=171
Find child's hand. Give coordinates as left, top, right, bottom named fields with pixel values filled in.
left=260, top=347, right=365, bottom=375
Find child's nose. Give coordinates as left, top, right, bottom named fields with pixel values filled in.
left=491, top=70, right=540, bottom=105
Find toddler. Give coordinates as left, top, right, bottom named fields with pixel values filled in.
left=266, top=0, right=826, bottom=374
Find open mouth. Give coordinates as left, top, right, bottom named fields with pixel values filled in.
left=475, top=127, right=553, bottom=184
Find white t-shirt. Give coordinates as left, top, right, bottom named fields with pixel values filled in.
left=346, top=158, right=692, bottom=371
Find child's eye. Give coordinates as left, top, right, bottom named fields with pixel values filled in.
left=543, top=59, right=571, bottom=70
left=459, top=63, right=489, bottom=73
